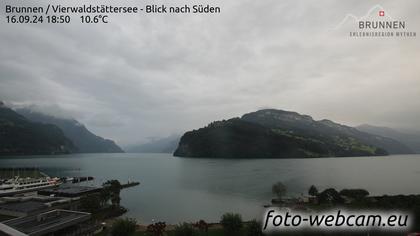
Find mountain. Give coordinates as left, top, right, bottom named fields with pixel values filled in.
left=125, top=135, right=180, bottom=153
left=0, top=103, right=77, bottom=155
left=16, top=108, right=124, bottom=153
left=174, top=109, right=412, bottom=158
left=241, top=110, right=413, bottom=155
left=357, top=124, right=420, bottom=153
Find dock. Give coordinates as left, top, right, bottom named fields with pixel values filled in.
left=121, top=181, right=140, bottom=189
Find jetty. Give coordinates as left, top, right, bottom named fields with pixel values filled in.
left=121, top=181, right=140, bottom=189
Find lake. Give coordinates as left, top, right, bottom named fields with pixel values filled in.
left=1, top=153, right=420, bottom=224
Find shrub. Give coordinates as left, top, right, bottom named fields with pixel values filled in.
left=193, top=220, right=209, bottom=234
left=246, top=219, right=263, bottom=236
left=110, top=218, right=136, bottom=236
left=146, top=222, right=166, bottom=236
left=220, top=213, right=243, bottom=235
left=173, top=223, right=198, bottom=236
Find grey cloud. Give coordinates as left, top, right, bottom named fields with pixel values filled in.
left=1, top=0, right=419, bottom=145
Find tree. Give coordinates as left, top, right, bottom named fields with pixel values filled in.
left=80, top=194, right=101, bottom=213
left=110, top=218, right=136, bottom=236
left=111, top=195, right=121, bottom=207
left=318, top=188, right=344, bottom=204
left=308, top=185, right=319, bottom=196
left=103, top=180, right=122, bottom=207
left=220, top=213, right=243, bottom=236
left=246, top=220, right=263, bottom=236
left=173, top=223, right=198, bottom=236
left=272, top=182, right=287, bottom=199
left=99, top=187, right=111, bottom=207
left=146, top=222, right=166, bottom=236
left=193, top=220, right=209, bottom=235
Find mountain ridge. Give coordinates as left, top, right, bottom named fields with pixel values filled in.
left=357, top=124, right=420, bottom=153
left=241, top=109, right=412, bottom=155
left=0, top=104, right=77, bottom=155
left=174, top=109, right=412, bottom=158
left=16, top=108, right=124, bottom=153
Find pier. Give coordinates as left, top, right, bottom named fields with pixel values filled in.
left=121, top=181, right=140, bottom=189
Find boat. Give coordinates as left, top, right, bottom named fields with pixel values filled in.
left=0, top=176, right=61, bottom=196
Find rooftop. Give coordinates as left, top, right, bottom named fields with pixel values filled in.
left=38, top=185, right=102, bottom=198
left=3, top=210, right=90, bottom=236
left=0, top=201, right=47, bottom=214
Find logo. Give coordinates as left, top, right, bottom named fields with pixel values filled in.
left=333, top=5, right=416, bottom=38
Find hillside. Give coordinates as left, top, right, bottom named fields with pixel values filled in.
left=242, top=110, right=413, bottom=155
left=357, top=124, right=420, bottom=153
left=17, top=108, right=124, bottom=153
left=0, top=103, right=77, bottom=155
left=174, top=109, right=411, bottom=158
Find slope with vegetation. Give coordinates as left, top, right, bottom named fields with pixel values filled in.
left=17, top=108, right=124, bottom=153
left=174, top=109, right=411, bottom=158
left=0, top=102, right=77, bottom=155
left=357, top=124, right=420, bottom=153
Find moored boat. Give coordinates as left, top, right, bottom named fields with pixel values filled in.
left=0, top=177, right=61, bottom=196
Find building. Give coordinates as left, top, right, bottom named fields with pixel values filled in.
left=0, top=200, right=47, bottom=218
left=1, top=209, right=96, bottom=236
left=38, top=186, right=102, bottom=198
left=0, top=197, right=75, bottom=218
left=0, top=185, right=104, bottom=235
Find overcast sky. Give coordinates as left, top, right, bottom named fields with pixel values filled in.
left=1, top=0, right=419, bottom=146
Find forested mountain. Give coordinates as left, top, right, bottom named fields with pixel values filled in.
left=174, top=109, right=412, bottom=158
left=0, top=102, right=77, bottom=155
left=17, top=108, right=124, bottom=153
left=241, top=110, right=412, bottom=155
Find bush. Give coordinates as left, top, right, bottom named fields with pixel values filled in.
left=193, top=220, right=209, bottom=234
left=146, top=222, right=166, bottom=236
left=246, top=220, right=263, bottom=236
left=172, top=223, right=198, bottom=236
left=220, top=213, right=243, bottom=235
left=110, top=218, right=137, bottom=236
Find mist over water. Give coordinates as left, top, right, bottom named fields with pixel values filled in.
left=1, top=153, right=420, bottom=224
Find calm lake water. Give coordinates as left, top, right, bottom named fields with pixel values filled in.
left=1, top=153, right=420, bottom=224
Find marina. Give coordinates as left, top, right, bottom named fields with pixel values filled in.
left=0, top=162, right=142, bottom=235
left=2, top=153, right=420, bottom=225
left=0, top=177, right=60, bottom=197
left=0, top=168, right=98, bottom=197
